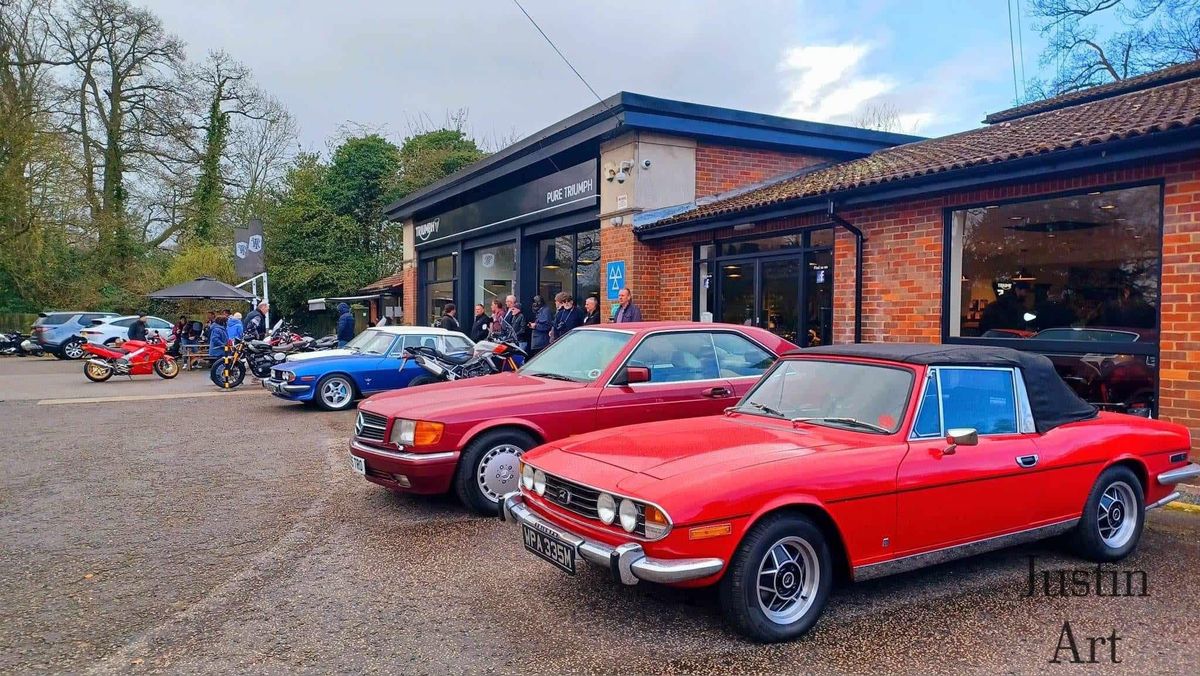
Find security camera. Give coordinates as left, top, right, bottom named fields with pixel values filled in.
left=614, top=169, right=627, bottom=184
left=641, top=158, right=652, bottom=169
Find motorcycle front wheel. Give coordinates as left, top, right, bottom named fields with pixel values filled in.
left=154, top=358, right=179, bottom=379
left=210, top=359, right=246, bottom=389
left=84, top=361, right=113, bottom=382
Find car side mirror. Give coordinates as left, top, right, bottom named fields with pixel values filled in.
left=944, top=428, right=978, bottom=455
left=613, top=365, right=650, bottom=386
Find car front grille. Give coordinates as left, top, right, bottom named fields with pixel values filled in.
left=540, top=472, right=646, bottom=537
left=356, top=411, right=388, bottom=442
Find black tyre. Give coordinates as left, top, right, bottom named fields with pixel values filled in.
left=313, top=374, right=356, bottom=411
left=210, top=359, right=246, bottom=389
left=83, top=361, right=113, bottom=382
left=408, top=374, right=442, bottom=388
left=718, top=513, right=833, bottom=642
left=1070, top=465, right=1145, bottom=562
left=454, top=428, right=535, bottom=515
left=154, top=358, right=179, bottom=379
left=62, top=338, right=86, bottom=360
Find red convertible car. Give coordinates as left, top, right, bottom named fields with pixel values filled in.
left=350, top=322, right=793, bottom=514
left=502, top=343, right=1197, bottom=642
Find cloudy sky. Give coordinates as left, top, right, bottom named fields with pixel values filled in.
left=144, top=0, right=1040, bottom=151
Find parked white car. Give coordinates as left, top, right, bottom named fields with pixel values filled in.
left=285, top=325, right=472, bottom=363
left=79, top=315, right=175, bottom=346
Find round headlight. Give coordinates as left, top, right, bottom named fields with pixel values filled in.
left=521, top=464, right=535, bottom=490
left=618, top=498, right=638, bottom=533
left=533, top=469, right=546, bottom=496
left=597, top=493, right=616, bottom=524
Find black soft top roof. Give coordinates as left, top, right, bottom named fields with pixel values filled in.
left=790, top=343, right=1097, bottom=433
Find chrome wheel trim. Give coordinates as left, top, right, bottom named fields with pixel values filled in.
left=1097, top=480, right=1138, bottom=548
left=476, top=443, right=524, bottom=503
left=158, top=359, right=179, bottom=377
left=64, top=340, right=84, bottom=359
left=321, top=378, right=352, bottom=408
left=756, top=535, right=820, bottom=626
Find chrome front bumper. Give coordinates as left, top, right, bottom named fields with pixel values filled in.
left=499, top=492, right=724, bottom=585
left=263, top=377, right=310, bottom=394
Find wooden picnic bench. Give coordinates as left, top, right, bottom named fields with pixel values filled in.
left=181, top=345, right=210, bottom=371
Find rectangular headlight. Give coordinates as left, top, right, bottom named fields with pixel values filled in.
left=389, top=419, right=443, bottom=447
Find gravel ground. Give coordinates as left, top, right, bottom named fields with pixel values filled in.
left=1, top=356, right=1197, bottom=674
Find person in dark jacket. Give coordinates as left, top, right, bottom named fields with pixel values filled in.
left=500, top=294, right=527, bottom=349
left=528, top=295, right=552, bottom=355
left=243, top=302, right=269, bottom=340
left=470, top=304, right=490, bottom=342
left=437, top=303, right=460, bottom=332
left=613, top=288, right=643, bottom=323
left=127, top=313, right=148, bottom=341
left=582, top=296, right=601, bottom=325
left=551, top=292, right=584, bottom=341
left=336, top=302, right=355, bottom=347
left=208, top=316, right=229, bottom=360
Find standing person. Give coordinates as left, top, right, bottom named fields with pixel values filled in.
left=127, top=313, right=148, bottom=341
left=201, top=311, right=216, bottom=344
left=528, top=295, right=552, bottom=355
left=490, top=299, right=504, bottom=337
left=170, top=316, right=188, bottom=357
left=336, top=302, right=355, bottom=347
left=208, top=315, right=229, bottom=361
left=470, top=304, right=490, bottom=342
left=244, top=302, right=269, bottom=340
left=582, top=296, right=601, bottom=325
left=613, top=287, right=643, bottom=323
left=437, top=303, right=460, bottom=332
left=552, top=292, right=584, bottom=341
left=501, top=294, right=527, bottom=350
left=227, top=312, right=244, bottom=341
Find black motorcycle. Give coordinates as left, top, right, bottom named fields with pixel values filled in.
left=1, top=332, right=25, bottom=356
left=402, top=337, right=527, bottom=385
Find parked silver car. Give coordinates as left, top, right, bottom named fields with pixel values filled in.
left=79, top=315, right=175, bottom=347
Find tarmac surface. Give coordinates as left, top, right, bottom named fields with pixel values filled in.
left=1, top=356, right=1197, bottom=674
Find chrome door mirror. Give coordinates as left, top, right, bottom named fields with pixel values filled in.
left=943, top=427, right=978, bottom=455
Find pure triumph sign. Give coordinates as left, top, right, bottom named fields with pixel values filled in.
left=414, top=160, right=597, bottom=246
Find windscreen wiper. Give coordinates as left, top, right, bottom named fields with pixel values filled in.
left=743, top=402, right=787, bottom=418
left=526, top=372, right=578, bottom=382
left=791, top=417, right=890, bottom=434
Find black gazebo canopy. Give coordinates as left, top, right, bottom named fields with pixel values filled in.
left=147, top=276, right=255, bottom=301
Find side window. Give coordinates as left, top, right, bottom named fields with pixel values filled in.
left=938, top=368, right=1018, bottom=435
left=911, top=372, right=941, bottom=437
left=627, top=333, right=719, bottom=383
left=711, top=332, right=776, bottom=377
left=150, top=319, right=172, bottom=330
left=442, top=335, right=472, bottom=352
left=78, top=313, right=107, bottom=324
left=111, top=318, right=135, bottom=328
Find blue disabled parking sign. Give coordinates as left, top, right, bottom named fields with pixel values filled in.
left=606, top=261, right=625, bottom=300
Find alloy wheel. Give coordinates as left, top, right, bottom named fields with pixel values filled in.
left=63, top=340, right=85, bottom=359
left=476, top=444, right=523, bottom=503
left=321, top=378, right=352, bottom=408
left=1097, top=480, right=1138, bottom=548
left=756, top=535, right=821, bottom=626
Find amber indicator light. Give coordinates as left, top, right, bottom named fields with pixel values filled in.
left=688, top=523, right=732, bottom=540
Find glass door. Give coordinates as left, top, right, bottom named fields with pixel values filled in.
left=718, top=261, right=756, bottom=326
left=803, top=250, right=833, bottom=347
left=760, top=258, right=800, bottom=344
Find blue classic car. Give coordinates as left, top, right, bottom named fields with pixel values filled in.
left=263, top=326, right=472, bottom=410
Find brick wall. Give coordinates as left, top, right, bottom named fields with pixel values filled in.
left=634, top=158, right=1200, bottom=451
left=401, top=266, right=417, bottom=327
left=695, top=143, right=827, bottom=196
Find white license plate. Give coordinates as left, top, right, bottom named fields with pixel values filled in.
left=350, top=455, right=366, bottom=475
left=523, top=524, right=576, bottom=575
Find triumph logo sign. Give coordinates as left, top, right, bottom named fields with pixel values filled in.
left=235, top=242, right=248, bottom=259
left=415, top=219, right=439, bottom=242
left=248, top=234, right=263, bottom=253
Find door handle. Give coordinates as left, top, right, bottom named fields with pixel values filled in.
left=1016, top=454, right=1039, bottom=468
left=702, top=386, right=731, bottom=398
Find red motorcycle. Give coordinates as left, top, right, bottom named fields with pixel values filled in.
left=83, top=333, right=179, bottom=382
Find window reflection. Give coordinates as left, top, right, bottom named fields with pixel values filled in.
left=949, top=185, right=1161, bottom=337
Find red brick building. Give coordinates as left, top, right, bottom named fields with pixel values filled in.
left=631, top=62, right=1200, bottom=449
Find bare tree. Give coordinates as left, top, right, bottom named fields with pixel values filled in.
left=45, top=0, right=186, bottom=256
left=1026, top=0, right=1200, bottom=98
left=852, top=102, right=922, bottom=134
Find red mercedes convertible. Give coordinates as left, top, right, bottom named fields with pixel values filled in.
left=351, top=322, right=793, bottom=514
left=502, top=344, right=1197, bottom=642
